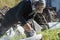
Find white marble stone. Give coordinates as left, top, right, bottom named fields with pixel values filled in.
left=48, top=22, right=60, bottom=29
left=20, top=34, right=42, bottom=40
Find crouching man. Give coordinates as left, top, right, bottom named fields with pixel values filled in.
left=0, top=0, right=36, bottom=37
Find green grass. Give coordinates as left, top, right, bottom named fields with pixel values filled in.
left=42, top=28, right=60, bottom=40
left=10, top=34, right=26, bottom=40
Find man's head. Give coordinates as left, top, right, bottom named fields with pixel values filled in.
left=35, top=1, right=45, bottom=13
left=30, top=0, right=46, bottom=13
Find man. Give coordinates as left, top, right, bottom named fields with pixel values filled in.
left=0, top=0, right=35, bottom=37
left=29, top=0, right=50, bottom=31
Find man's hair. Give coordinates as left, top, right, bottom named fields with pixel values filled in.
left=34, top=1, right=44, bottom=6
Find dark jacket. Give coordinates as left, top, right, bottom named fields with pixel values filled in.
left=0, top=0, right=32, bottom=37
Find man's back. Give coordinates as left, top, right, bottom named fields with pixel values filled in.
left=0, top=0, right=33, bottom=37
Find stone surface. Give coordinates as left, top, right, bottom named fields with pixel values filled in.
left=20, top=34, right=42, bottom=40
left=48, top=22, right=60, bottom=29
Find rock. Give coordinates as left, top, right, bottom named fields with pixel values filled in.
left=48, top=22, right=60, bottom=29
left=20, top=34, right=42, bottom=40
left=17, top=24, right=25, bottom=35
left=32, top=20, right=42, bottom=32
left=6, top=24, right=25, bottom=37
left=6, top=27, right=15, bottom=37
left=28, top=19, right=42, bottom=32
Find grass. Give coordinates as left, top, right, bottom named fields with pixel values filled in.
left=42, top=28, right=60, bottom=40
left=10, top=34, right=26, bottom=40
left=0, top=0, right=21, bottom=9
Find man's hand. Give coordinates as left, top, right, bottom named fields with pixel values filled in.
left=23, top=23, right=33, bottom=32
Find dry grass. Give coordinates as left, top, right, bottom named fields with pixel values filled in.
left=0, top=0, right=21, bottom=9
